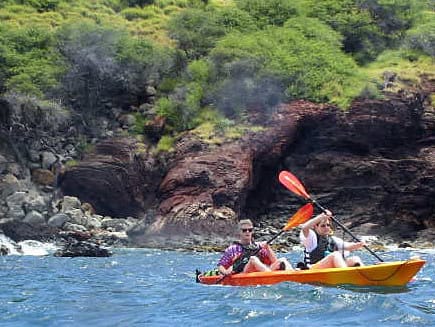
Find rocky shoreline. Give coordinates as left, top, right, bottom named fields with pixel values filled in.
left=1, top=86, right=434, bottom=255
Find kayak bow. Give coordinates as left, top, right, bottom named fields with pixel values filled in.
left=198, top=258, right=426, bottom=287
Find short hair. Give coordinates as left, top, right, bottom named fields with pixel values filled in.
left=238, top=219, right=253, bottom=229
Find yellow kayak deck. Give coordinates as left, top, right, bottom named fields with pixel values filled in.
left=198, top=259, right=426, bottom=287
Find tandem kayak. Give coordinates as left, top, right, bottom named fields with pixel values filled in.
left=197, top=258, right=426, bottom=287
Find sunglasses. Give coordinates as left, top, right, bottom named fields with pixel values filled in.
left=318, top=223, right=331, bottom=228
left=241, top=228, right=253, bottom=233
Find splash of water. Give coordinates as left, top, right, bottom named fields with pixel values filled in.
left=0, top=233, right=58, bottom=256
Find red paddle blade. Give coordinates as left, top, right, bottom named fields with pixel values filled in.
left=278, top=171, right=310, bottom=199
left=283, top=203, right=314, bottom=230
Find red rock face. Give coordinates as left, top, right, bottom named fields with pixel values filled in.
left=60, top=94, right=435, bottom=245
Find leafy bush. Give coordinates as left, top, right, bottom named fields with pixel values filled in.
left=156, top=134, right=175, bottom=152
left=186, top=59, right=212, bottom=83
left=0, top=23, right=64, bottom=96
left=167, top=8, right=226, bottom=59
left=120, top=6, right=163, bottom=20
left=120, top=0, right=154, bottom=7
left=210, top=26, right=362, bottom=109
left=213, top=6, right=257, bottom=33
left=235, top=0, right=300, bottom=28
left=403, top=21, right=435, bottom=58
left=19, top=0, right=60, bottom=12
left=155, top=97, right=180, bottom=130
left=301, top=0, right=384, bottom=64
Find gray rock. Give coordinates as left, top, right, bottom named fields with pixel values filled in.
left=23, top=191, right=47, bottom=213
left=145, top=86, right=156, bottom=96
left=28, top=150, right=40, bottom=163
left=6, top=192, right=26, bottom=219
left=68, top=208, right=88, bottom=226
left=23, top=210, right=46, bottom=226
left=0, top=154, right=8, bottom=174
left=41, top=151, right=57, bottom=170
left=101, top=218, right=129, bottom=232
left=85, top=216, right=102, bottom=229
left=47, top=213, right=70, bottom=228
left=61, top=196, right=82, bottom=212
left=63, top=222, right=88, bottom=232
left=0, top=174, right=20, bottom=198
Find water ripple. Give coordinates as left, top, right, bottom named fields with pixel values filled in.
left=0, top=248, right=433, bottom=326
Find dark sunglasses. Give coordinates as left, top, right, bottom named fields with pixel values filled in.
left=241, top=228, right=253, bottom=233
left=318, top=223, right=331, bottom=228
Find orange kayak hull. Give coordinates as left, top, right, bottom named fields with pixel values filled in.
left=198, top=259, right=426, bottom=287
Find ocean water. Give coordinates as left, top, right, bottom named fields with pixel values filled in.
left=0, top=247, right=433, bottom=326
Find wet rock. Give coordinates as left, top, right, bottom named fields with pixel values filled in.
left=0, top=244, right=9, bottom=255
left=0, top=220, right=59, bottom=242
left=54, top=240, right=112, bottom=257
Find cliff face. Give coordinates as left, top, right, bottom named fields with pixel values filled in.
left=59, top=93, right=435, bottom=246
left=247, top=95, right=434, bottom=244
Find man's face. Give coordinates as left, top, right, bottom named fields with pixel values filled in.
left=239, top=224, right=253, bottom=242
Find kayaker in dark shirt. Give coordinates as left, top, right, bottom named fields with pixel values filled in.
left=217, top=219, right=293, bottom=276
left=300, top=210, right=365, bottom=269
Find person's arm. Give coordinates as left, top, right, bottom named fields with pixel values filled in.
left=343, top=241, right=366, bottom=251
left=217, top=245, right=238, bottom=275
left=260, top=243, right=277, bottom=264
left=300, top=210, right=333, bottom=237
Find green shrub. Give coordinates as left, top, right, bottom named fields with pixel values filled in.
left=235, top=0, right=300, bottom=28
left=403, top=21, right=435, bottom=58
left=20, top=0, right=60, bottom=12
left=0, top=24, right=64, bottom=96
left=120, top=6, right=163, bottom=20
left=187, top=59, right=212, bottom=83
left=210, top=27, right=362, bottom=109
left=167, top=8, right=226, bottom=59
left=155, top=97, right=180, bottom=130
left=156, top=134, right=175, bottom=152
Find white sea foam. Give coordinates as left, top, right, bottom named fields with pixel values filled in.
left=18, top=240, right=59, bottom=256
left=0, top=233, right=58, bottom=256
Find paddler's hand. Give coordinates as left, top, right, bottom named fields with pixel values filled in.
left=222, top=267, right=234, bottom=276
left=351, top=241, right=366, bottom=251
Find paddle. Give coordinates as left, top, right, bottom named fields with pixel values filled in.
left=278, top=170, right=384, bottom=262
left=214, top=203, right=314, bottom=284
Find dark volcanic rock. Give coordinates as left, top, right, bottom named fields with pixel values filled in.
left=54, top=240, right=112, bottom=257
left=60, top=138, right=164, bottom=218
left=264, top=95, right=434, bottom=243
left=0, top=220, right=59, bottom=242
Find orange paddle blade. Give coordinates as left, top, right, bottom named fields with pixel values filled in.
left=283, top=203, right=314, bottom=230
left=278, top=171, right=310, bottom=199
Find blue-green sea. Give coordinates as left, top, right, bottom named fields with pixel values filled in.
left=0, top=247, right=433, bottom=326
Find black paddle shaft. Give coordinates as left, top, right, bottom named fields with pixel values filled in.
left=312, top=200, right=384, bottom=262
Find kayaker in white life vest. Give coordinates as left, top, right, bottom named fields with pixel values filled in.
left=300, top=210, right=365, bottom=269
left=217, top=219, right=293, bottom=276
